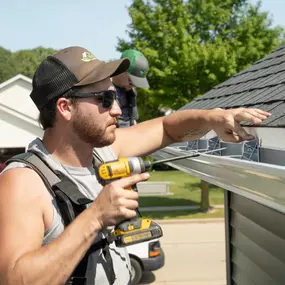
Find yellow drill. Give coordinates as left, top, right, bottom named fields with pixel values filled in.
left=97, top=150, right=219, bottom=247
left=97, top=157, right=162, bottom=247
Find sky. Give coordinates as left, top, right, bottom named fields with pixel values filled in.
left=0, top=0, right=284, bottom=61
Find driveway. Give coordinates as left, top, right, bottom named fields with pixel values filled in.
left=140, top=219, right=226, bottom=285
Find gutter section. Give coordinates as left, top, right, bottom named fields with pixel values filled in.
left=151, top=147, right=285, bottom=214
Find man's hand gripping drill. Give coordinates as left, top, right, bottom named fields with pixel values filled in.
left=95, top=157, right=163, bottom=247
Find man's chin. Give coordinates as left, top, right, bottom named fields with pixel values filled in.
left=108, top=133, right=116, bottom=145
left=95, top=133, right=116, bottom=148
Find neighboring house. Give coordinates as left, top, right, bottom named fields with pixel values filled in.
left=0, top=74, right=42, bottom=170
left=152, top=45, right=285, bottom=285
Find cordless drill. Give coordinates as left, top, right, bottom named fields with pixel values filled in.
left=96, top=149, right=226, bottom=247
left=97, top=157, right=163, bottom=247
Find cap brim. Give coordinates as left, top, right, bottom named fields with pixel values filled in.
left=75, top=58, right=130, bottom=86
left=129, top=74, right=150, bottom=88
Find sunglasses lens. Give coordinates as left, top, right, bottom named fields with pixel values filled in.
left=102, top=90, right=116, bottom=108
left=70, top=90, right=117, bottom=109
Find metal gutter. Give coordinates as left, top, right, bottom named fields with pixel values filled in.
left=151, top=147, right=285, bottom=214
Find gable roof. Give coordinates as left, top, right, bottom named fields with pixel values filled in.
left=0, top=74, right=32, bottom=90
left=0, top=74, right=39, bottom=124
left=180, top=45, right=285, bottom=127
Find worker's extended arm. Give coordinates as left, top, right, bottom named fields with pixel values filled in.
left=112, top=108, right=271, bottom=158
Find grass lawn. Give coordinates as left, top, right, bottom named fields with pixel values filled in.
left=139, top=170, right=225, bottom=208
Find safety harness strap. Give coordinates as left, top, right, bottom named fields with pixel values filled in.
left=6, top=151, right=116, bottom=285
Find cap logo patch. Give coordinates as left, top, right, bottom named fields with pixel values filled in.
left=81, top=51, right=97, bottom=62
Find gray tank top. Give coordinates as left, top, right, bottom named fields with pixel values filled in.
left=3, top=138, right=132, bottom=285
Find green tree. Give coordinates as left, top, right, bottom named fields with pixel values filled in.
left=117, top=0, right=285, bottom=120
left=118, top=0, right=285, bottom=211
left=13, top=47, right=56, bottom=79
left=0, top=46, right=56, bottom=83
left=0, top=47, right=17, bottom=83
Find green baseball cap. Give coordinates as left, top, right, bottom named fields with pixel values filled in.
left=120, top=49, right=150, bottom=88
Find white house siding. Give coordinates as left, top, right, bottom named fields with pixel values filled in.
left=250, top=127, right=285, bottom=151
left=0, top=75, right=42, bottom=157
left=202, top=127, right=285, bottom=152
left=0, top=76, right=39, bottom=121
left=0, top=110, right=42, bottom=148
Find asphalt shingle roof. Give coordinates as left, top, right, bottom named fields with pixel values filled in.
left=180, top=46, right=285, bottom=127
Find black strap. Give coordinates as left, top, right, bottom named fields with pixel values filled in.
left=6, top=151, right=116, bottom=284
left=127, top=88, right=138, bottom=125
left=7, top=152, right=92, bottom=206
left=92, top=149, right=104, bottom=166
left=71, top=238, right=116, bottom=284
left=102, top=244, right=116, bottom=284
left=7, top=152, right=57, bottom=198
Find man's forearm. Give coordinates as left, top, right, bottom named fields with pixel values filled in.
left=6, top=207, right=101, bottom=285
left=163, top=109, right=213, bottom=142
left=114, top=109, right=214, bottom=158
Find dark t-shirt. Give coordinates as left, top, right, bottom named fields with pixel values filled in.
left=115, top=86, right=139, bottom=127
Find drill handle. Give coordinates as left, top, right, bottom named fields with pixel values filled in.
left=125, top=184, right=141, bottom=218
left=126, top=184, right=137, bottom=192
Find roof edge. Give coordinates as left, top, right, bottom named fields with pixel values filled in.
left=0, top=74, right=32, bottom=90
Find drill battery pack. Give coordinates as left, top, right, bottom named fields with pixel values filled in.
left=113, top=219, right=163, bottom=247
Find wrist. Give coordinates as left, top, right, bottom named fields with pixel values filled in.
left=85, top=204, right=104, bottom=234
left=206, top=108, right=225, bottom=129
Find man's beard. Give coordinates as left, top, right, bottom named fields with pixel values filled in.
left=72, top=109, right=116, bottom=147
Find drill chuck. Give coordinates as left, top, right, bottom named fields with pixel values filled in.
left=128, top=157, right=151, bottom=174
left=98, top=157, right=152, bottom=184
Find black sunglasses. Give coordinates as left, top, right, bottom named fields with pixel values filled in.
left=68, top=90, right=117, bottom=109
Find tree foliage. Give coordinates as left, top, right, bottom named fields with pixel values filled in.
left=0, top=47, right=18, bottom=83
left=0, top=47, right=56, bottom=83
left=117, top=0, right=285, bottom=120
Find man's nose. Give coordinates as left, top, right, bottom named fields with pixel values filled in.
left=110, top=99, right=122, bottom=116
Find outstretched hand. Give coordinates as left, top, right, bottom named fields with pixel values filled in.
left=209, top=108, right=271, bottom=143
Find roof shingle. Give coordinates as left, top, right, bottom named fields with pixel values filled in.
left=182, top=46, right=285, bottom=127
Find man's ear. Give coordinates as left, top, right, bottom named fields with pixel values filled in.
left=56, top=98, right=73, bottom=121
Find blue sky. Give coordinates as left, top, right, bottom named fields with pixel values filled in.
left=0, top=0, right=284, bottom=61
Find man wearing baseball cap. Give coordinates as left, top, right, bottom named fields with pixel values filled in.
left=0, top=46, right=139, bottom=285
left=112, top=49, right=150, bottom=127
left=0, top=44, right=271, bottom=285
